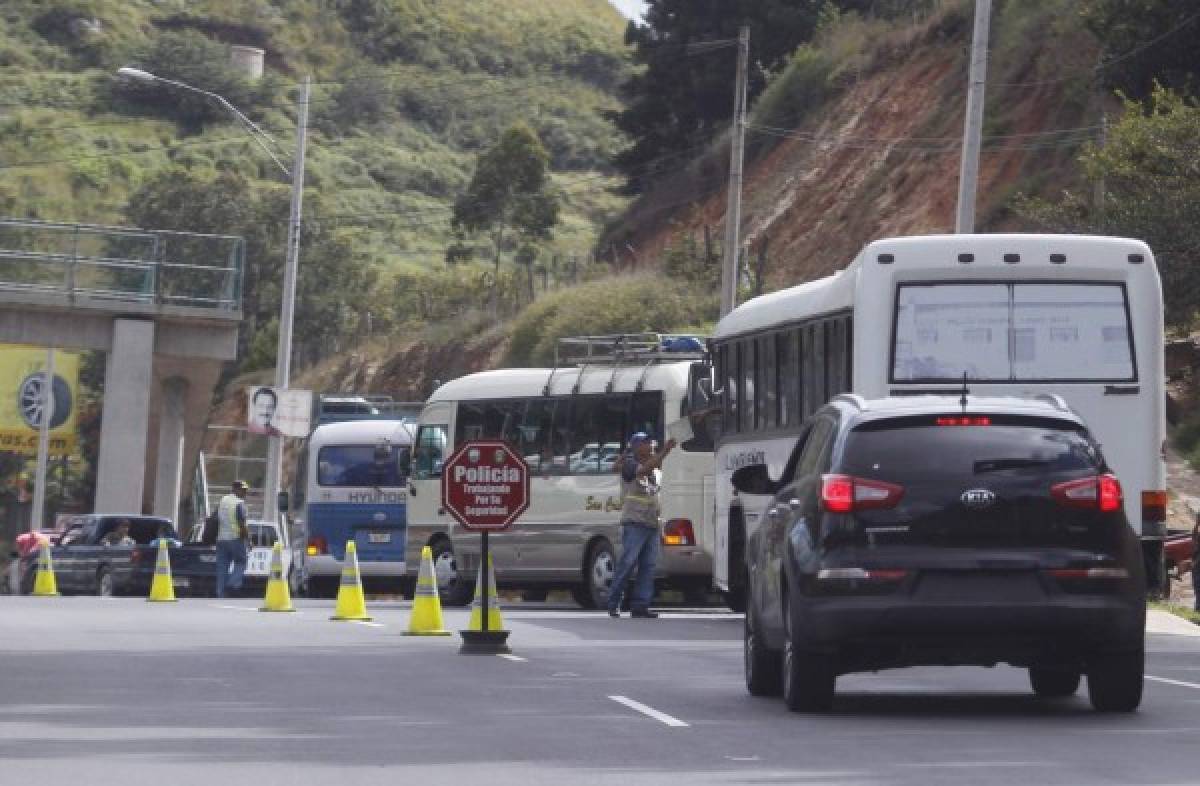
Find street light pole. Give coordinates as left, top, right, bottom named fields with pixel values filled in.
left=116, top=66, right=310, bottom=523
left=263, top=75, right=310, bottom=524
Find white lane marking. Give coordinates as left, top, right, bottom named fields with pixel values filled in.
left=352, top=620, right=385, bottom=628
left=497, top=653, right=527, bottom=662
left=608, top=695, right=689, bottom=727
left=1146, top=675, right=1200, bottom=690
left=212, top=604, right=259, bottom=612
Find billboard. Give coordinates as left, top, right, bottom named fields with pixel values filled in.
left=246, top=386, right=312, bottom=438
left=0, top=346, right=79, bottom=457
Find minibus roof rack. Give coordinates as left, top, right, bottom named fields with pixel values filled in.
left=553, top=333, right=707, bottom=367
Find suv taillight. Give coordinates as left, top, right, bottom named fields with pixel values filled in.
left=307, top=536, right=327, bottom=557
left=1050, top=474, right=1123, bottom=513
left=821, top=474, right=904, bottom=514
left=662, top=519, right=695, bottom=547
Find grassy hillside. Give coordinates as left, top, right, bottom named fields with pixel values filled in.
left=0, top=0, right=629, bottom=283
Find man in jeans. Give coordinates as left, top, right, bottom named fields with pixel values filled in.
left=1192, top=511, right=1200, bottom=612
left=607, top=432, right=675, bottom=619
left=215, top=480, right=250, bottom=598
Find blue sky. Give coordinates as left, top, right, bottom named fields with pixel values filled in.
left=608, top=0, right=647, bottom=20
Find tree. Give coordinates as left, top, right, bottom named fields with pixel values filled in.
left=123, top=168, right=383, bottom=370
left=1014, top=87, right=1200, bottom=326
left=1081, top=0, right=1200, bottom=100
left=452, top=125, right=560, bottom=317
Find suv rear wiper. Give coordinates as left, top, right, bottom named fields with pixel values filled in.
left=973, top=458, right=1052, bottom=473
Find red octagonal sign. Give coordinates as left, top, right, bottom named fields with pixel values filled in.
left=441, top=440, right=530, bottom=531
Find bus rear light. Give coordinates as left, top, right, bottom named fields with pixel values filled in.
left=817, top=568, right=908, bottom=581
left=662, top=519, right=695, bottom=547
left=307, top=536, right=327, bottom=557
left=1050, top=474, right=1123, bottom=513
left=821, top=475, right=904, bottom=513
left=1141, top=490, right=1167, bottom=523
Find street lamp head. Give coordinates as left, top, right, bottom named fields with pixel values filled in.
left=116, top=66, right=157, bottom=83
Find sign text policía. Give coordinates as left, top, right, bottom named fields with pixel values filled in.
left=455, top=464, right=522, bottom=516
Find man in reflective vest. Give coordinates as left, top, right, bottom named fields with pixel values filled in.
left=607, top=432, right=675, bottom=619
left=215, top=480, right=250, bottom=598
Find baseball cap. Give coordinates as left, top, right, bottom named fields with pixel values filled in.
left=628, top=432, right=650, bottom=447
left=231, top=480, right=249, bottom=492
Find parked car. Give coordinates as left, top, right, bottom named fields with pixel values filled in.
left=735, top=394, right=1145, bottom=713
left=21, top=514, right=217, bottom=597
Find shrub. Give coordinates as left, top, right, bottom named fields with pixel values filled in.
left=503, top=274, right=717, bottom=366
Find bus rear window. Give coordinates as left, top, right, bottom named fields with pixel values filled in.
left=892, top=282, right=1135, bottom=382
left=318, top=445, right=411, bottom=487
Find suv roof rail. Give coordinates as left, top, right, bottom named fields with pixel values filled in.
left=1029, top=393, right=1072, bottom=413
left=830, top=393, right=869, bottom=411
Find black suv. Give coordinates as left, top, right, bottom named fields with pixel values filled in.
left=734, top=394, right=1145, bottom=713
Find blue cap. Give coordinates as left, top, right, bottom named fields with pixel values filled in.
left=628, top=432, right=650, bottom=446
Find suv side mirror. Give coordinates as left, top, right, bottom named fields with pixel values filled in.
left=277, top=491, right=290, bottom=513
left=731, top=464, right=778, bottom=496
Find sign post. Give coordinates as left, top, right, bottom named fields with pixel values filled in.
left=441, top=440, right=529, bottom=655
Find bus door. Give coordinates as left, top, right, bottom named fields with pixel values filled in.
left=409, top=403, right=453, bottom=570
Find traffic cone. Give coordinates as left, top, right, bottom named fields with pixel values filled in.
left=147, top=539, right=177, bottom=602
left=259, top=542, right=295, bottom=612
left=403, top=545, right=451, bottom=636
left=31, top=542, right=59, bottom=597
left=330, top=541, right=371, bottom=621
left=467, top=553, right=505, bottom=632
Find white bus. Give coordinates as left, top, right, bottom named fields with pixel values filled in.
left=706, top=234, right=1167, bottom=608
left=407, top=335, right=715, bottom=608
left=284, top=419, right=415, bottom=597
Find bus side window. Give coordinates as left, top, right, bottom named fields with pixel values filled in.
left=414, top=424, right=447, bottom=479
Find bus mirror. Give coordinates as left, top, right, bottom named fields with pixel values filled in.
left=731, top=465, right=777, bottom=496
left=432, top=459, right=443, bottom=478
left=277, top=491, right=290, bottom=513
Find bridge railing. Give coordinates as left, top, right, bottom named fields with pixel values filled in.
left=0, top=218, right=243, bottom=311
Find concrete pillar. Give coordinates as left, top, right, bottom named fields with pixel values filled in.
left=152, top=376, right=188, bottom=520
left=95, top=319, right=155, bottom=513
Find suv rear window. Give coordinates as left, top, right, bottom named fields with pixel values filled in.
left=837, top=416, right=1114, bottom=548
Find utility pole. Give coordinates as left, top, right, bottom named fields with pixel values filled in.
left=720, top=25, right=750, bottom=317
left=955, top=0, right=992, bottom=234
left=30, top=348, right=56, bottom=532
left=263, top=75, right=310, bottom=524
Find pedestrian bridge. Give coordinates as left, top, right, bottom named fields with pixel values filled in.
left=0, top=218, right=243, bottom=525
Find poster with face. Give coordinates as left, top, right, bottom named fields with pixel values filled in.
left=246, top=387, right=312, bottom=438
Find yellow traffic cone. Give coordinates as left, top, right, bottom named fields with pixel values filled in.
left=467, top=553, right=504, bottom=632
left=147, top=539, right=177, bottom=602
left=259, top=542, right=295, bottom=612
left=31, top=542, right=59, bottom=597
left=403, top=545, right=451, bottom=636
left=330, top=541, right=371, bottom=621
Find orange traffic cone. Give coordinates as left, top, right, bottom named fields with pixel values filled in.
left=330, top=541, right=371, bottom=621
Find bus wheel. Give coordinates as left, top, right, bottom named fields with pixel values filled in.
left=574, top=539, right=614, bottom=609
left=432, top=539, right=473, bottom=607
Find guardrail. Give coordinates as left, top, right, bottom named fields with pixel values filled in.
left=0, top=218, right=243, bottom=311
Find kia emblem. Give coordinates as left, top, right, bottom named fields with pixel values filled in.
left=960, top=488, right=996, bottom=509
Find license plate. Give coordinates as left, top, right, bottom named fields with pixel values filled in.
left=172, top=577, right=189, bottom=588
left=368, top=532, right=391, bottom=544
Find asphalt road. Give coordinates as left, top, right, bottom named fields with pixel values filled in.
left=1, top=597, right=1198, bottom=786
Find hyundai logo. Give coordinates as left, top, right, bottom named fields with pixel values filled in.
left=960, top=489, right=996, bottom=509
